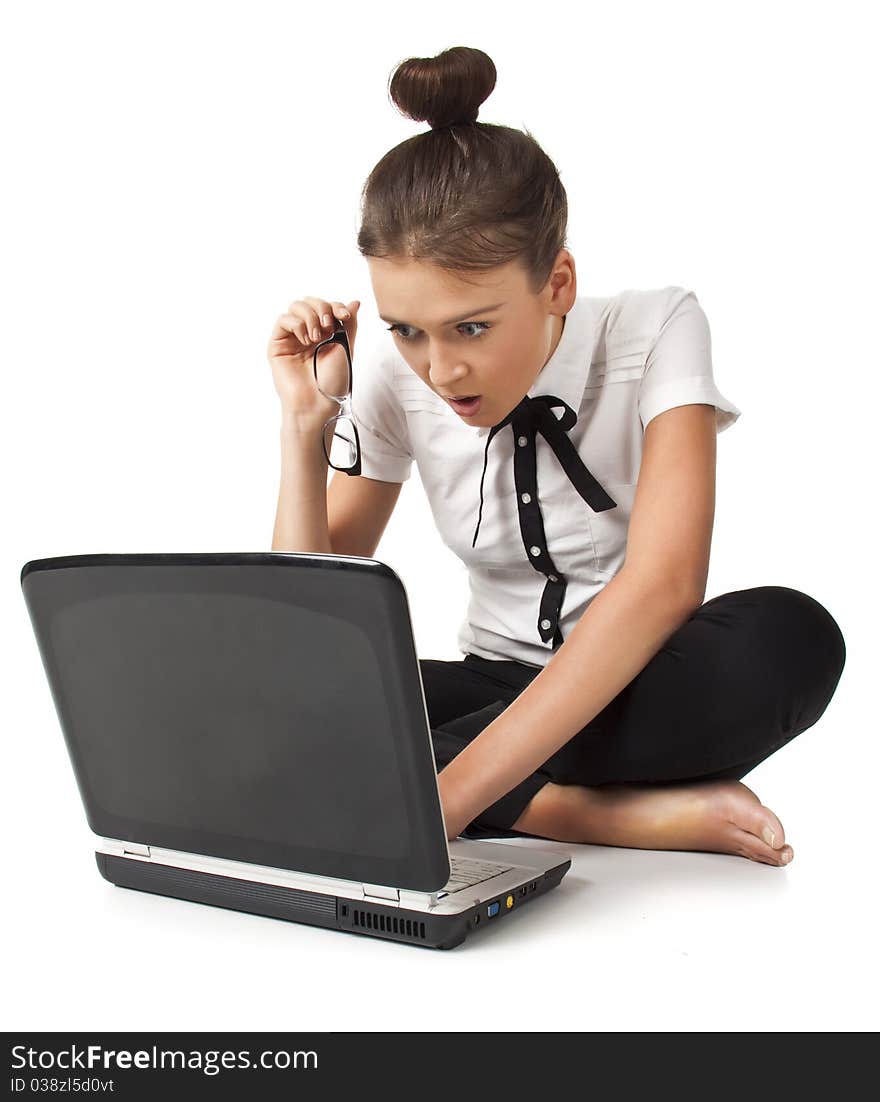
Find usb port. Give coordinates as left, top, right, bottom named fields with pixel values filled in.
left=487, top=902, right=500, bottom=917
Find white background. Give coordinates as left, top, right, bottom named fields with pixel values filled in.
left=2, top=0, right=876, bottom=1032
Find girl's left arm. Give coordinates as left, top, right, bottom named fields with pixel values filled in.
left=438, top=403, right=718, bottom=839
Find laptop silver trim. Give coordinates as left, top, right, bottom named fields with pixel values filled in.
left=97, top=836, right=565, bottom=916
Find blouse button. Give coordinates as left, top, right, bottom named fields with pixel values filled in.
left=540, top=619, right=552, bottom=630
left=517, top=435, right=528, bottom=447
left=530, top=546, right=541, bottom=557
left=521, top=492, right=532, bottom=504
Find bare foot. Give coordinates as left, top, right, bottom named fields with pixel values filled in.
left=512, top=778, right=794, bottom=867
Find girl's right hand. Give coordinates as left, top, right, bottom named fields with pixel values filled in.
left=267, top=296, right=360, bottom=425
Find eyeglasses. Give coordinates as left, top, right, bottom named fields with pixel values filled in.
left=313, top=317, right=361, bottom=476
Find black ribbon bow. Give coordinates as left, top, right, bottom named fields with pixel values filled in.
left=472, top=394, right=617, bottom=648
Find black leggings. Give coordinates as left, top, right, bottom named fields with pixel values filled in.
left=419, top=586, right=846, bottom=840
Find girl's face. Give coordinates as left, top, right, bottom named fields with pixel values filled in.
left=366, top=251, right=576, bottom=427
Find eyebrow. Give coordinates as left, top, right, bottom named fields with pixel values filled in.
left=378, top=302, right=507, bottom=327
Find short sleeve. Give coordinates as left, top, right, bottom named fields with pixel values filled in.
left=638, top=288, right=742, bottom=434
left=350, top=339, right=414, bottom=482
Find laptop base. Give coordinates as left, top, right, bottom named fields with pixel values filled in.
left=96, top=852, right=569, bottom=951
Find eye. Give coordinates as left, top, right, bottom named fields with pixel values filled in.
left=386, top=321, right=492, bottom=341
left=386, top=324, right=417, bottom=340
left=458, top=321, right=491, bottom=338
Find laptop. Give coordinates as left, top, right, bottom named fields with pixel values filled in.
left=20, top=552, right=570, bottom=950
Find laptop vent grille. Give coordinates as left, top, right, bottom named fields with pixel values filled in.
left=352, top=908, right=427, bottom=941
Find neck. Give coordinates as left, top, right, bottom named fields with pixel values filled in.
left=546, top=312, right=566, bottom=364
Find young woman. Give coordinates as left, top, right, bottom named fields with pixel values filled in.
left=267, top=46, right=845, bottom=867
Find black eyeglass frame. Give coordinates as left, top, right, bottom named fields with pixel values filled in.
left=313, top=317, right=362, bottom=476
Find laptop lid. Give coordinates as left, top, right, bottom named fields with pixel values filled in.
left=20, top=552, right=452, bottom=893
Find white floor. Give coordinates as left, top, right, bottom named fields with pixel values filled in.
left=4, top=691, right=873, bottom=1032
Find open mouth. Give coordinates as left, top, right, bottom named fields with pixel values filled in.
left=446, top=395, right=482, bottom=416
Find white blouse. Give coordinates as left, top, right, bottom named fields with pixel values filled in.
left=350, top=286, right=742, bottom=668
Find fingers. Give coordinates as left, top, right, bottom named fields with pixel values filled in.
left=298, top=297, right=359, bottom=341
left=271, top=298, right=361, bottom=358
left=270, top=312, right=313, bottom=350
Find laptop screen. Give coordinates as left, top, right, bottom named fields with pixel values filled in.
left=21, top=554, right=450, bottom=891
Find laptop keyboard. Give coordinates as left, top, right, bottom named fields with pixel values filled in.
left=441, top=856, right=514, bottom=893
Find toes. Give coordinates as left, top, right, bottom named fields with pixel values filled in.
left=732, top=827, right=794, bottom=866
left=741, top=803, right=786, bottom=850
left=716, top=784, right=790, bottom=858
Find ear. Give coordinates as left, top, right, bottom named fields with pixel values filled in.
left=546, top=248, right=577, bottom=312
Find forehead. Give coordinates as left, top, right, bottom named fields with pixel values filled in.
left=367, top=256, right=528, bottom=319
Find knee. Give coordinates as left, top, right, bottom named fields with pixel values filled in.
left=750, top=586, right=845, bottom=679
left=735, top=586, right=846, bottom=722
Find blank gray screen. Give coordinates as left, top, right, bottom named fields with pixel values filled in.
left=51, top=590, right=409, bottom=859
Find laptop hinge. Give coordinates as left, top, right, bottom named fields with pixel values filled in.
left=122, top=842, right=151, bottom=858
left=362, top=883, right=399, bottom=904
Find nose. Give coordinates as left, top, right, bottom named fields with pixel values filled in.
left=427, top=349, right=470, bottom=391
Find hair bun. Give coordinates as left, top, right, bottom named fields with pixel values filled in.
left=389, top=46, right=497, bottom=130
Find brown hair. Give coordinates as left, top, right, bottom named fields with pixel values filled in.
left=356, top=46, right=569, bottom=295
